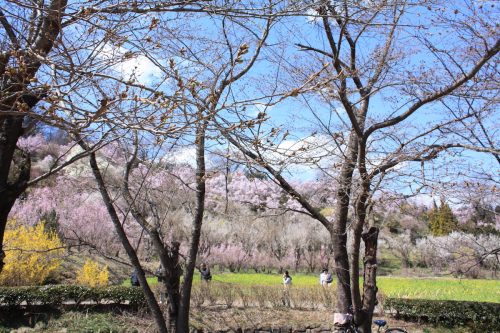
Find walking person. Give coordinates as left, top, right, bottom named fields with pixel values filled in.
left=282, top=270, right=292, bottom=307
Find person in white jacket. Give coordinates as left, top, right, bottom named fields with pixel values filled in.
left=282, top=270, right=292, bottom=307
left=320, top=268, right=333, bottom=286
left=283, top=270, right=292, bottom=286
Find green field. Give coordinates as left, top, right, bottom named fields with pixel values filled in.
left=123, top=272, right=499, bottom=303
left=210, top=273, right=500, bottom=303
left=122, top=276, right=157, bottom=287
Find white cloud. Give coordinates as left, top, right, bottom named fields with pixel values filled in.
left=100, top=45, right=163, bottom=84
left=305, top=8, right=321, bottom=24
left=161, top=134, right=344, bottom=180
left=163, top=147, right=197, bottom=167
left=262, top=134, right=343, bottom=179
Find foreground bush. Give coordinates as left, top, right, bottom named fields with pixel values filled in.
left=0, top=285, right=146, bottom=307
left=386, top=298, right=500, bottom=332
left=0, top=221, right=64, bottom=286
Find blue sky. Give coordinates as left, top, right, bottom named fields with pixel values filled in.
left=4, top=0, right=495, bottom=199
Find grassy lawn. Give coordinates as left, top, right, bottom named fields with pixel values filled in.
left=377, top=276, right=500, bottom=302
left=122, top=276, right=158, bottom=287
left=210, top=273, right=500, bottom=303
left=122, top=272, right=499, bottom=303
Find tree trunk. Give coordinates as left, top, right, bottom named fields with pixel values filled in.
left=331, top=130, right=358, bottom=313
left=357, top=227, right=379, bottom=333
left=0, top=116, right=30, bottom=272
left=294, top=247, right=301, bottom=272
left=330, top=229, right=351, bottom=313
left=120, top=135, right=185, bottom=331
left=177, top=123, right=207, bottom=333
left=350, top=228, right=362, bottom=314
left=351, top=135, right=376, bottom=332
left=0, top=0, right=67, bottom=273
left=161, top=242, right=182, bottom=333
left=81, top=143, right=168, bottom=333
left=352, top=177, right=370, bottom=325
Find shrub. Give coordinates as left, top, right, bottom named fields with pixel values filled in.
left=220, top=284, right=237, bottom=308
left=0, top=221, right=64, bottom=286
left=250, top=285, right=268, bottom=308
left=319, top=286, right=335, bottom=308
left=54, top=312, right=135, bottom=333
left=236, top=287, right=251, bottom=308
left=290, top=286, right=321, bottom=309
left=190, top=285, right=205, bottom=308
left=205, top=284, right=219, bottom=306
left=76, top=259, right=109, bottom=287
left=266, top=286, right=285, bottom=308
left=386, top=298, right=500, bottom=332
left=0, top=285, right=146, bottom=308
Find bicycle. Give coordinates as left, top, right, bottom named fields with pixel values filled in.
left=337, top=318, right=408, bottom=333
left=372, top=319, right=408, bottom=333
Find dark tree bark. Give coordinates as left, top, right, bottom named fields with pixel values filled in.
left=0, top=117, right=30, bottom=270
left=358, top=227, right=379, bottom=333
left=0, top=0, right=67, bottom=272
left=177, top=122, right=207, bottom=332
left=331, top=130, right=358, bottom=314
left=161, top=242, right=182, bottom=333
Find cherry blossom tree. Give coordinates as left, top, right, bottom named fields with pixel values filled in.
left=0, top=0, right=207, bottom=272
left=215, top=1, right=499, bottom=331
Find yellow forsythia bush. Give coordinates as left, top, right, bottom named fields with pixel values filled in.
left=77, top=259, right=109, bottom=287
left=0, top=221, right=64, bottom=286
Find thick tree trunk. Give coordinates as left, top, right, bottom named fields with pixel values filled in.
left=350, top=229, right=362, bottom=313
left=351, top=135, right=376, bottom=333
left=0, top=116, right=30, bottom=272
left=0, top=190, right=23, bottom=271
left=358, top=227, right=379, bottom=333
left=352, top=181, right=370, bottom=325
left=0, top=0, right=67, bottom=273
left=330, top=230, right=351, bottom=312
left=160, top=242, right=182, bottom=333
left=332, top=131, right=358, bottom=313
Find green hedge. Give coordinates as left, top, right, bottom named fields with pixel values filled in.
left=386, top=298, right=500, bottom=332
left=0, top=285, right=146, bottom=307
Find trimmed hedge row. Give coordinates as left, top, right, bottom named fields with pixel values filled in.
left=0, top=285, right=146, bottom=307
left=386, top=298, right=500, bottom=332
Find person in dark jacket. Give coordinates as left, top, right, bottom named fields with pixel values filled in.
left=130, top=269, right=140, bottom=287
left=199, top=263, right=212, bottom=282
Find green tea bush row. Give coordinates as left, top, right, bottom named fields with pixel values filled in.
left=1, top=283, right=335, bottom=311
left=0, top=285, right=146, bottom=307
left=386, top=298, right=500, bottom=332
left=190, top=282, right=336, bottom=309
